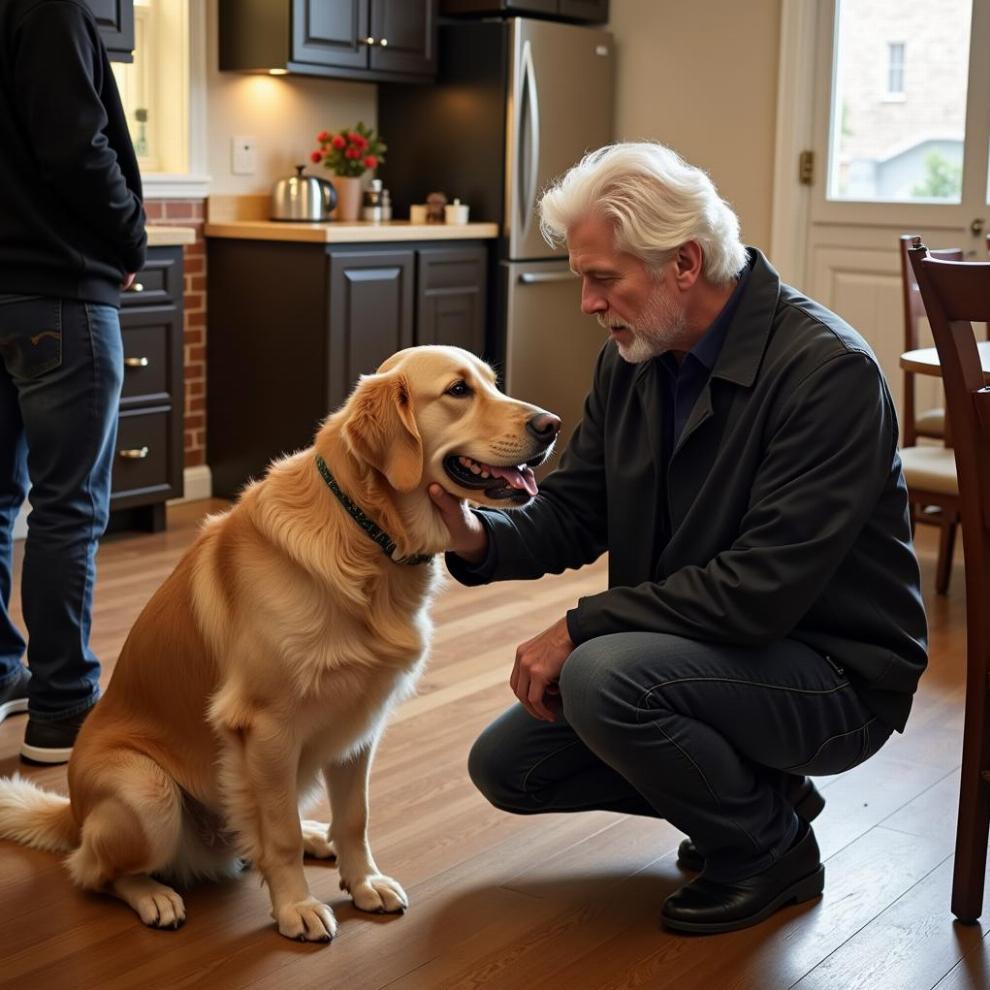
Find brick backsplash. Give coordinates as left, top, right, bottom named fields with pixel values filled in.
left=145, top=199, right=207, bottom=469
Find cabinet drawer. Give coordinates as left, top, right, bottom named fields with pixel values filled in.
left=111, top=408, right=171, bottom=498
left=120, top=249, right=183, bottom=308
left=119, top=311, right=173, bottom=405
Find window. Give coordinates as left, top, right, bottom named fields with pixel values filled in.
left=886, top=41, right=905, bottom=97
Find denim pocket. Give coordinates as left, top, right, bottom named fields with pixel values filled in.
left=0, top=297, right=62, bottom=379
left=784, top=719, right=875, bottom=776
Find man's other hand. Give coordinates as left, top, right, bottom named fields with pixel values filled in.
left=510, top=617, right=575, bottom=722
left=121, top=272, right=136, bottom=290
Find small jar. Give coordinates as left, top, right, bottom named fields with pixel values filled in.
left=381, top=188, right=392, bottom=222
left=362, top=179, right=383, bottom=222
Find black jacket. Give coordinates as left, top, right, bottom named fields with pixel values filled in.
left=0, top=0, right=146, bottom=305
left=448, top=249, right=928, bottom=733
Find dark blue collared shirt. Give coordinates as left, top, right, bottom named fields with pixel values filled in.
left=657, top=260, right=752, bottom=473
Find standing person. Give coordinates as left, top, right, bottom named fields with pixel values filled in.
left=0, top=0, right=146, bottom=763
left=429, top=142, right=928, bottom=934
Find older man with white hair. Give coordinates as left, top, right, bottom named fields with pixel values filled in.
left=429, top=142, right=927, bottom=934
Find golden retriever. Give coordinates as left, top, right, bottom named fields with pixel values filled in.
left=0, top=345, right=559, bottom=941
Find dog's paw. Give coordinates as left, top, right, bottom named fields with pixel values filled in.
left=300, top=820, right=336, bottom=861
left=275, top=897, right=337, bottom=942
left=343, top=874, right=409, bottom=914
left=135, top=887, right=187, bottom=930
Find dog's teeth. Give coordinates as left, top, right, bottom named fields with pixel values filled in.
left=470, top=464, right=481, bottom=474
left=481, top=471, right=490, bottom=478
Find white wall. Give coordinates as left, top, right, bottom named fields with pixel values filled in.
left=609, top=0, right=782, bottom=251
left=204, top=0, right=378, bottom=196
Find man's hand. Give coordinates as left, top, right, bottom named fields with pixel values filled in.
left=428, top=484, right=488, bottom=563
left=510, top=617, right=575, bottom=722
left=121, top=272, right=136, bottom=290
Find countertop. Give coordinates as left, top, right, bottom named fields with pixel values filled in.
left=146, top=225, right=197, bottom=247
left=203, top=218, right=499, bottom=244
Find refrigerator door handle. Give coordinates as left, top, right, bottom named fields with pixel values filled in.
left=518, top=271, right=577, bottom=284
left=519, top=39, right=540, bottom=243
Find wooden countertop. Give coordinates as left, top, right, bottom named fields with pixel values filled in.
left=146, top=226, right=197, bottom=246
left=203, top=218, right=499, bottom=243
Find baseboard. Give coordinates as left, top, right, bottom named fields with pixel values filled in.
left=12, top=465, right=214, bottom=541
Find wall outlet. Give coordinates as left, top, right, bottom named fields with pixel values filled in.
left=231, top=136, right=256, bottom=175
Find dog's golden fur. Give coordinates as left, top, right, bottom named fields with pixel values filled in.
left=0, top=345, right=554, bottom=940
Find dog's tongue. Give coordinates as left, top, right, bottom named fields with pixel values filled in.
left=487, top=463, right=538, bottom=496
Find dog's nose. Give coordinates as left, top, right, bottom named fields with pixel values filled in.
left=526, top=412, right=561, bottom=442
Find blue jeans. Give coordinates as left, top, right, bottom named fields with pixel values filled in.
left=468, top=633, right=893, bottom=883
left=0, top=295, right=123, bottom=719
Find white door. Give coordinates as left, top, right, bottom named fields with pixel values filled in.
left=803, top=0, right=990, bottom=421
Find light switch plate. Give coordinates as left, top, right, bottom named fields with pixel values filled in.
left=231, top=136, right=256, bottom=175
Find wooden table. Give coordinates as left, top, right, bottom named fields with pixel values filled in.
left=900, top=340, right=990, bottom=383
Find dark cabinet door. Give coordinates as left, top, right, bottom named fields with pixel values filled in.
left=369, top=0, right=436, bottom=76
left=85, top=0, right=134, bottom=62
left=328, top=249, right=415, bottom=409
left=291, top=0, right=370, bottom=69
left=416, top=245, right=487, bottom=356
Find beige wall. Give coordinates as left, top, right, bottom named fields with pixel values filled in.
left=609, top=0, right=782, bottom=252
left=204, top=0, right=377, bottom=196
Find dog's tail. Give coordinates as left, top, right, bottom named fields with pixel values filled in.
left=0, top=774, right=79, bottom=852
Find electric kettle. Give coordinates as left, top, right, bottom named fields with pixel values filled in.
left=270, top=165, right=337, bottom=221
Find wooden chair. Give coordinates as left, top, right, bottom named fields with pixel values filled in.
left=899, top=234, right=964, bottom=594
left=909, top=240, right=990, bottom=923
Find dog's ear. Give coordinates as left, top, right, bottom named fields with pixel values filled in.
left=343, top=371, right=423, bottom=492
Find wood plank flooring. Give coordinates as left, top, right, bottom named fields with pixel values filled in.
left=0, top=501, right=986, bottom=990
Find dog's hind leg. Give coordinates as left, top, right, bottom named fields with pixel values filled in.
left=66, top=752, right=186, bottom=928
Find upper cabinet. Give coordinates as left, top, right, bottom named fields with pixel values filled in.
left=85, top=0, right=135, bottom=62
left=219, top=0, right=437, bottom=83
left=439, top=0, right=608, bottom=23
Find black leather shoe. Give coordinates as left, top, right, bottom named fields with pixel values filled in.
left=662, top=823, right=824, bottom=934
left=20, top=705, right=94, bottom=765
left=676, top=776, right=825, bottom=872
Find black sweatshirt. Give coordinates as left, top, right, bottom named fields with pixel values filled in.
left=0, top=0, right=146, bottom=306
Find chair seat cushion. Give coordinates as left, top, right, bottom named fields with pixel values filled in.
left=915, top=407, right=945, bottom=437
left=900, top=444, right=958, bottom=496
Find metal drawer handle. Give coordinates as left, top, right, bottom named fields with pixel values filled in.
left=128, top=282, right=144, bottom=292
left=361, top=36, right=376, bottom=45
left=519, top=271, right=577, bottom=284
left=379, top=37, right=388, bottom=46
left=119, top=446, right=149, bottom=460
left=124, top=356, right=150, bottom=368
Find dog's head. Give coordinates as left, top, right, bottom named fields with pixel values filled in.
left=340, top=345, right=559, bottom=507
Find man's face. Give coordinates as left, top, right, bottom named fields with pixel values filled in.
left=568, top=213, right=686, bottom=363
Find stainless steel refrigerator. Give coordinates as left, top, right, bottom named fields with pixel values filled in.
left=379, top=17, right=614, bottom=471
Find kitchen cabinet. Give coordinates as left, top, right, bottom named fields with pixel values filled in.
left=109, top=245, right=185, bottom=532
left=206, top=238, right=488, bottom=498
left=439, top=0, right=608, bottom=23
left=85, top=0, right=134, bottom=62
left=218, top=0, right=437, bottom=84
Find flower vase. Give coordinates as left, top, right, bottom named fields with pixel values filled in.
left=332, top=176, right=362, bottom=222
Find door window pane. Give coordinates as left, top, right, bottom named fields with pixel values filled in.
left=828, top=0, right=972, bottom=203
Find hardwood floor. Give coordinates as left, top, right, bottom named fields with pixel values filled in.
left=0, top=501, right=987, bottom=990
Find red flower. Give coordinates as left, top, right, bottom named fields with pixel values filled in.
left=310, top=150, right=322, bottom=163
left=345, top=147, right=360, bottom=159
left=363, top=155, right=378, bottom=169
left=331, top=134, right=346, bottom=150
left=316, top=130, right=330, bottom=143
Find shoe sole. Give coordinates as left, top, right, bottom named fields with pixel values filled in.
left=661, top=865, right=826, bottom=935
left=0, top=697, right=28, bottom=725
left=20, top=742, right=74, bottom=765
left=677, top=783, right=827, bottom=872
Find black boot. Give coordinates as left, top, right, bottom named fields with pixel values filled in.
left=662, top=822, right=824, bottom=934
left=676, top=775, right=825, bottom=872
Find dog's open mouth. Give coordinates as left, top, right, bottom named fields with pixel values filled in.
left=443, top=454, right=541, bottom=503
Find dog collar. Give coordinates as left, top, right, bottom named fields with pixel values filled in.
left=315, top=455, right=433, bottom=566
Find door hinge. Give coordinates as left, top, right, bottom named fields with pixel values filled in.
left=798, top=150, right=815, bottom=186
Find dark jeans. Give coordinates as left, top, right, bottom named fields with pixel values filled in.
left=469, top=632, right=893, bottom=882
left=0, top=295, right=123, bottom=719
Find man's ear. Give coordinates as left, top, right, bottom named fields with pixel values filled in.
left=343, top=370, right=423, bottom=492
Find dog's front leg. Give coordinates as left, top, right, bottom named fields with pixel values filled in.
left=324, top=745, right=408, bottom=914
left=239, top=727, right=337, bottom=942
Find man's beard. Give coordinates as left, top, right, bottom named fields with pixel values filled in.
left=598, top=286, right=687, bottom=363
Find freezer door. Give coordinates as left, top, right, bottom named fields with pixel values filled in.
left=507, top=19, right=613, bottom=260
left=503, top=260, right=604, bottom=477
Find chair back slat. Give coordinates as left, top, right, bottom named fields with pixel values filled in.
left=900, top=235, right=964, bottom=350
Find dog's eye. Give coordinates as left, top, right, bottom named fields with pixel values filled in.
left=446, top=380, right=473, bottom=398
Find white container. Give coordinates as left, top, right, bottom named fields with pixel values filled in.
left=444, top=199, right=470, bottom=224
left=409, top=204, right=428, bottom=224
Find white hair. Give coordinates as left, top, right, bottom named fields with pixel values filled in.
left=539, top=142, right=747, bottom=285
